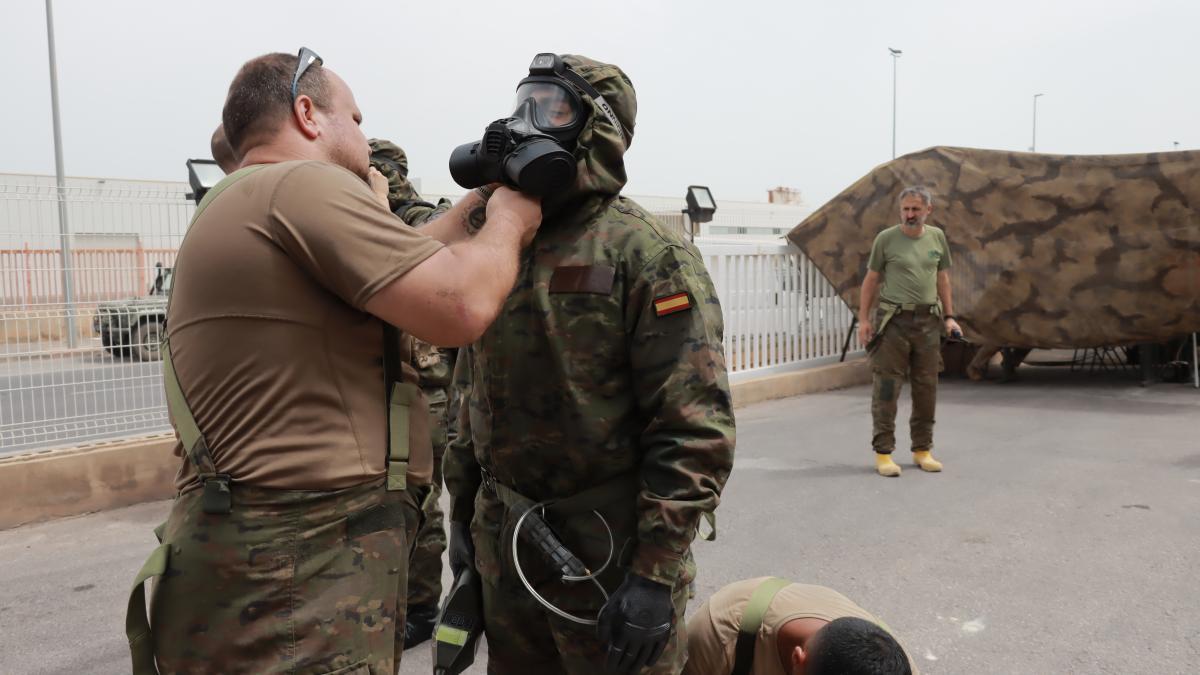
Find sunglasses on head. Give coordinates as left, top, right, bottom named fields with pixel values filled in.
left=291, top=47, right=323, bottom=101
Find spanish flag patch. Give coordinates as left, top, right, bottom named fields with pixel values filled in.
left=653, top=292, right=692, bottom=317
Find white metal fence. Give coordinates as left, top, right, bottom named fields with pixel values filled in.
left=0, top=174, right=853, bottom=454
left=1, top=176, right=190, bottom=453
left=699, top=242, right=859, bottom=383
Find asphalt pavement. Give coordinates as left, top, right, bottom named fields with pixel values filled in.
left=1, top=368, right=1198, bottom=674
left=0, top=346, right=167, bottom=454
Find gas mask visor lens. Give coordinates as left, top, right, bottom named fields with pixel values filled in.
left=513, top=82, right=579, bottom=131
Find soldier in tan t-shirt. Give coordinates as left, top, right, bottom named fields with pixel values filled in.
left=126, top=49, right=542, bottom=675
left=685, top=577, right=917, bottom=675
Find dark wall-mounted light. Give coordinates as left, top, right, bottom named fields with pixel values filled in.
left=682, top=185, right=717, bottom=242
left=186, top=159, right=225, bottom=205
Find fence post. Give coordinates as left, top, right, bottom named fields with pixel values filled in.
left=136, top=239, right=146, bottom=293
left=24, top=242, right=33, bottom=308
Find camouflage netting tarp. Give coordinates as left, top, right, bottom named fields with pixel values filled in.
left=787, top=146, right=1200, bottom=349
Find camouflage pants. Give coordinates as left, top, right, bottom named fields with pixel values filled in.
left=480, top=571, right=690, bottom=675
left=406, top=397, right=448, bottom=610
left=870, top=309, right=943, bottom=453
left=149, top=479, right=420, bottom=674
left=469, top=486, right=692, bottom=674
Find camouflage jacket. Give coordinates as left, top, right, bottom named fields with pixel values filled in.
left=443, top=56, right=735, bottom=588
left=369, top=137, right=455, bottom=394
left=368, top=137, right=452, bottom=228
left=445, top=197, right=735, bottom=588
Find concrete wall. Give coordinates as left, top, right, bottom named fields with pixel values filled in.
left=0, top=436, right=177, bottom=530
left=732, top=358, right=870, bottom=408
left=0, top=358, right=869, bottom=530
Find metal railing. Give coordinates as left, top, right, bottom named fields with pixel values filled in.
left=2, top=247, right=177, bottom=305
left=1, top=177, right=188, bottom=453
left=699, top=242, right=859, bottom=382
left=1, top=175, right=850, bottom=454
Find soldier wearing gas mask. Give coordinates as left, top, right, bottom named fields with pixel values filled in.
left=443, top=54, right=735, bottom=674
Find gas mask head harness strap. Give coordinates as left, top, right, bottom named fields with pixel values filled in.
left=519, top=53, right=628, bottom=147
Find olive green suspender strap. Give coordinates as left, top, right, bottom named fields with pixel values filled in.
left=730, top=577, right=792, bottom=675
left=382, top=325, right=414, bottom=491
left=162, top=164, right=267, bottom=516
left=125, top=165, right=265, bottom=675
left=125, top=540, right=169, bottom=675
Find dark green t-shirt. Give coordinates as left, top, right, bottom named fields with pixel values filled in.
left=867, top=224, right=951, bottom=306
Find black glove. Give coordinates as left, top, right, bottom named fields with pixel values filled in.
left=448, top=520, right=475, bottom=577
left=597, top=573, right=675, bottom=674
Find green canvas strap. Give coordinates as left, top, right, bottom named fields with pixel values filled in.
left=868, top=303, right=901, bottom=353
left=387, top=381, right=415, bottom=491
left=192, top=164, right=266, bottom=218
left=158, top=167, right=266, bottom=515
left=161, top=336, right=230, bottom=514
left=876, top=302, right=902, bottom=330
left=160, top=338, right=206, bottom=467
left=166, top=164, right=265, bottom=317
left=731, top=577, right=792, bottom=675
left=382, top=322, right=419, bottom=492
left=880, top=300, right=939, bottom=316
left=166, top=164, right=266, bottom=315
left=125, top=542, right=170, bottom=675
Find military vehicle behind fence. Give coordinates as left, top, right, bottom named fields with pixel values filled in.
left=93, top=263, right=170, bottom=361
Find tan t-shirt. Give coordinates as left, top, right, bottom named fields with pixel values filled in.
left=684, top=578, right=919, bottom=675
left=167, top=160, right=443, bottom=492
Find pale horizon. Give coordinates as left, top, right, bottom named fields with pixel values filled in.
left=4, top=0, right=1195, bottom=207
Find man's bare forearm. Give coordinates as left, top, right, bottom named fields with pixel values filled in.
left=414, top=192, right=488, bottom=244
left=859, top=274, right=880, bottom=322
left=363, top=188, right=539, bottom=346
left=439, top=213, right=524, bottom=330
left=937, top=272, right=954, bottom=316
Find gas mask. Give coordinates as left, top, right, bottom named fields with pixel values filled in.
left=448, top=53, right=628, bottom=197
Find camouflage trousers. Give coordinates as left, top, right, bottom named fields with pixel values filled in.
left=469, top=485, right=692, bottom=674
left=479, top=566, right=690, bottom=675
left=870, top=308, right=943, bottom=453
left=405, top=399, right=447, bottom=610
left=148, top=479, right=420, bottom=674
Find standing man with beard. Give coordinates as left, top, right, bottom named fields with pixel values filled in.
left=857, top=186, right=961, bottom=477
left=126, top=49, right=541, bottom=674
left=444, top=53, right=735, bottom=674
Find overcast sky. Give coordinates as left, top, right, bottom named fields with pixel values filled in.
left=3, top=0, right=1195, bottom=206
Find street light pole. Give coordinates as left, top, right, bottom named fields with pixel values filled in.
left=889, top=48, right=902, bottom=159
left=45, top=0, right=77, bottom=348
left=1030, top=93, right=1044, bottom=152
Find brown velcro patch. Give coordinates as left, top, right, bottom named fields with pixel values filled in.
left=549, top=265, right=616, bottom=295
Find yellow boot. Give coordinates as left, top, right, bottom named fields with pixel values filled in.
left=875, top=453, right=901, bottom=477
left=912, top=450, right=943, bottom=472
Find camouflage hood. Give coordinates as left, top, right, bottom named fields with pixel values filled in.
left=548, top=54, right=637, bottom=216
left=787, top=146, right=1200, bottom=349
left=367, top=138, right=418, bottom=212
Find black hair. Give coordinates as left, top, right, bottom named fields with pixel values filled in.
left=806, top=617, right=911, bottom=675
